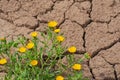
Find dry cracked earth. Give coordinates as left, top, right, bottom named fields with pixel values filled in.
left=0, top=0, right=120, bottom=80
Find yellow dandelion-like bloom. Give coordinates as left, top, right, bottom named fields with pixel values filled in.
left=56, top=75, right=64, bottom=80
left=30, top=31, right=38, bottom=37
left=48, top=21, right=58, bottom=28
left=54, top=29, right=60, bottom=33
left=0, top=58, right=7, bottom=65
left=68, top=46, right=77, bottom=53
left=30, top=60, right=38, bottom=66
left=26, top=42, right=34, bottom=49
left=19, top=47, right=26, bottom=53
left=56, top=36, right=64, bottom=42
left=72, top=64, right=82, bottom=70
left=0, top=37, right=5, bottom=41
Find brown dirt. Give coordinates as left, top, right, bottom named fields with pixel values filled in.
left=0, top=0, right=120, bottom=80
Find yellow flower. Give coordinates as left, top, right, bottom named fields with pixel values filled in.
left=19, top=47, right=26, bottom=53
left=0, top=37, right=5, bottom=41
left=68, top=46, right=76, bottom=53
left=26, top=42, right=34, bottom=49
left=48, top=21, right=58, bottom=27
left=0, top=58, right=7, bottom=65
left=30, top=60, right=38, bottom=66
left=30, top=31, right=38, bottom=37
left=54, top=29, right=60, bottom=33
left=56, top=75, right=64, bottom=80
left=56, top=36, right=64, bottom=42
left=72, top=64, right=82, bottom=70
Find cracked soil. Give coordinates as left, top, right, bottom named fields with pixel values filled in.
left=0, top=0, right=120, bottom=80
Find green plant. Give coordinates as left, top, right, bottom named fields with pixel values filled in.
left=0, top=21, right=90, bottom=80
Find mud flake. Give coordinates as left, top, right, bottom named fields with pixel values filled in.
left=14, top=16, right=38, bottom=29
left=60, top=20, right=85, bottom=52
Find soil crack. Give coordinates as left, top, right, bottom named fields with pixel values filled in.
left=113, top=65, right=119, bottom=80
left=101, top=56, right=118, bottom=80
left=58, top=0, right=75, bottom=28
left=89, top=0, right=93, bottom=18
left=92, top=38, right=120, bottom=58
left=44, top=1, right=57, bottom=14
left=88, top=60, right=95, bottom=79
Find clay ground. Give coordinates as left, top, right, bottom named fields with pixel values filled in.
left=0, top=0, right=120, bottom=80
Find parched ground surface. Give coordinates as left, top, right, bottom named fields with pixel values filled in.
left=0, top=0, right=120, bottom=80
